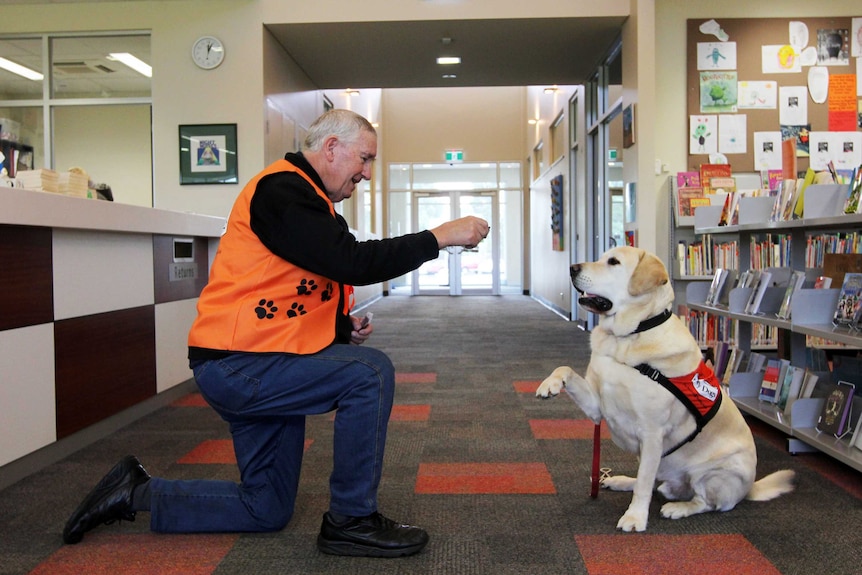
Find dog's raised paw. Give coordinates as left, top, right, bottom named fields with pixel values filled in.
left=536, top=375, right=564, bottom=398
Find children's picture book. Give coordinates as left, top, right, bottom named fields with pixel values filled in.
left=705, top=268, right=730, bottom=306
left=700, top=163, right=732, bottom=195
left=778, top=365, right=804, bottom=412
left=677, top=171, right=701, bottom=188
left=745, top=270, right=772, bottom=315
left=849, top=412, right=862, bottom=451
left=677, top=186, right=707, bottom=218
left=832, top=272, right=862, bottom=326
left=721, top=347, right=745, bottom=386
left=746, top=351, right=767, bottom=374
left=814, top=275, right=832, bottom=289
left=759, top=358, right=788, bottom=403
left=816, top=381, right=855, bottom=437
left=710, top=176, right=736, bottom=195
left=799, top=370, right=821, bottom=399
left=776, top=270, right=806, bottom=320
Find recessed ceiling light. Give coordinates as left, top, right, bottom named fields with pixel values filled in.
left=345, top=88, right=360, bottom=96
left=543, top=86, right=559, bottom=94
left=436, top=56, right=461, bottom=65
left=0, top=56, right=43, bottom=81
left=108, top=53, right=152, bottom=78
left=442, top=74, right=457, bottom=79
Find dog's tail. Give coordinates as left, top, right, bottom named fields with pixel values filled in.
left=745, top=469, right=795, bottom=501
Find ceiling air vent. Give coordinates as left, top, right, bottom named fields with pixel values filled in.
left=54, top=61, right=116, bottom=75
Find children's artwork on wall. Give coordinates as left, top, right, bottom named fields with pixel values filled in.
left=753, top=131, right=783, bottom=170
left=780, top=124, right=811, bottom=157
left=550, top=174, right=564, bottom=251
left=762, top=45, right=801, bottom=74
left=718, top=114, right=747, bottom=155
left=699, top=71, right=738, bottom=113
left=816, top=28, right=850, bottom=66
left=852, top=18, right=862, bottom=57
left=778, top=86, right=808, bottom=125
left=828, top=73, right=857, bottom=131
left=690, top=115, right=718, bottom=155
left=697, top=42, right=737, bottom=70
left=737, top=81, right=777, bottom=109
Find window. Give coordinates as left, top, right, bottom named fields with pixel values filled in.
left=0, top=32, right=152, bottom=206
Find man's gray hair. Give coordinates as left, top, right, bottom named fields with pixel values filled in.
left=303, top=109, right=375, bottom=152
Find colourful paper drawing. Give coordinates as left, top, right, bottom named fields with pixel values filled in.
left=699, top=71, right=738, bottom=113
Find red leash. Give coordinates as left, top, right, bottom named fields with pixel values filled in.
left=590, top=422, right=602, bottom=498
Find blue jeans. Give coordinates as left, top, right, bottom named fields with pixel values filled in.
left=148, top=344, right=395, bottom=533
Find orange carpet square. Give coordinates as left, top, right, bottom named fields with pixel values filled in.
left=171, top=393, right=209, bottom=407
left=415, top=462, right=556, bottom=494
left=396, top=372, right=437, bottom=384
left=513, top=380, right=541, bottom=393
left=178, top=439, right=313, bottom=464
left=29, top=533, right=238, bottom=575
left=390, top=404, right=431, bottom=421
left=530, top=419, right=610, bottom=439
left=575, top=534, right=782, bottom=575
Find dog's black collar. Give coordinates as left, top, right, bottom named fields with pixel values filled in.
left=631, top=308, right=673, bottom=334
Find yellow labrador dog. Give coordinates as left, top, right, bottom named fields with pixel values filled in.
left=537, top=246, right=794, bottom=532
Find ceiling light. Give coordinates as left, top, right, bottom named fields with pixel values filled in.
left=528, top=119, right=538, bottom=125
left=0, top=57, right=43, bottom=81
left=108, top=53, right=152, bottom=77
left=436, top=56, right=461, bottom=65
left=345, top=88, right=360, bottom=96
left=442, top=74, right=457, bottom=79
left=543, top=86, right=559, bottom=94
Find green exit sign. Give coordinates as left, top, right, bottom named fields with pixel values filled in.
left=445, top=149, right=464, bottom=162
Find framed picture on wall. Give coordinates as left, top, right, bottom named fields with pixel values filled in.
left=179, top=123, right=238, bottom=185
left=623, top=104, right=635, bottom=148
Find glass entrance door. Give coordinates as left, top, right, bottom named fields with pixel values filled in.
left=413, top=191, right=498, bottom=295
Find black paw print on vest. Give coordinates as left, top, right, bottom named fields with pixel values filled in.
left=287, top=302, right=307, bottom=318
left=320, top=281, right=334, bottom=302
left=255, top=299, right=278, bottom=319
left=297, top=279, right=318, bottom=296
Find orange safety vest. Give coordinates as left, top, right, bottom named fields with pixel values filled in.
left=188, top=159, right=352, bottom=355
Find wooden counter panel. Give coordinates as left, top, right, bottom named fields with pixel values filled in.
left=0, top=225, right=53, bottom=331
left=54, top=306, right=156, bottom=438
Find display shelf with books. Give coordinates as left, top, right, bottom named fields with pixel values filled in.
left=691, top=188, right=862, bottom=471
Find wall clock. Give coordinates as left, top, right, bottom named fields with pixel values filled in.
left=192, top=36, right=225, bottom=70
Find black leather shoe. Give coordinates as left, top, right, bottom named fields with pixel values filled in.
left=317, top=511, right=429, bottom=557
left=62, top=455, right=151, bottom=544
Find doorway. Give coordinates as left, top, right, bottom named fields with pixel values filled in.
left=413, top=191, right=498, bottom=295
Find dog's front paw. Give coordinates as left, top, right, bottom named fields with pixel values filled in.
left=536, top=375, right=564, bottom=398
left=536, top=366, right=574, bottom=398
left=601, top=475, right=636, bottom=492
left=616, top=510, right=648, bottom=532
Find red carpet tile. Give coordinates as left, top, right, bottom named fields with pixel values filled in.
left=513, top=380, right=541, bottom=393
left=415, top=462, right=556, bottom=494
left=530, top=419, right=610, bottom=440
left=390, top=404, right=431, bottom=421
left=171, top=393, right=209, bottom=407
left=396, top=372, right=437, bottom=384
left=575, top=533, right=781, bottom=575
left=29, top=532, right=239, bottom=575
left=178, top=439, right=313, bottom=464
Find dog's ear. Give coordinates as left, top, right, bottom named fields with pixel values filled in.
left=629, top=251, right=669, bottom=296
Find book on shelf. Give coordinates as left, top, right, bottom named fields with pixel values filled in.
left=721, top=347, right=745, bottom=386
left=712, top=341, right=732, bottom=380
left=759, top=358, right=789, bottom=403
left=813, top=275, right=832, bottom=289
left=762, top=169, right=784, bottom=192
left=705, top=268, right=730, bottom=306
left=677, top=171, right=701, bottom=188
left=816, top=381, right=855, bottom=437
left=777, top=365, right=805, bottom=412
left=710, top=176, right=736, bottom=195
left=677, top=186, right=706, bottom=218
left=775, top=270, right=806, bottom=320
left=799, top=370, right=820, bottom=399
left=849, top=411, right=862, bottom=451
left=832, top=272, right=862, bottom=326
left=792, top=168, right=816, bottom=219
left=700, top=163, right=732, bottom=195
left=746, top=351, right=767, bottom=374
left=744, top=270, right=772, bottom=315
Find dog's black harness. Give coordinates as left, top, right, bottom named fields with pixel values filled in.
left=631, top=309, right=723, bottom=457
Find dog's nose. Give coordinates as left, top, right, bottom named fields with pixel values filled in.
left=570, top=264, right=581, bottom=281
